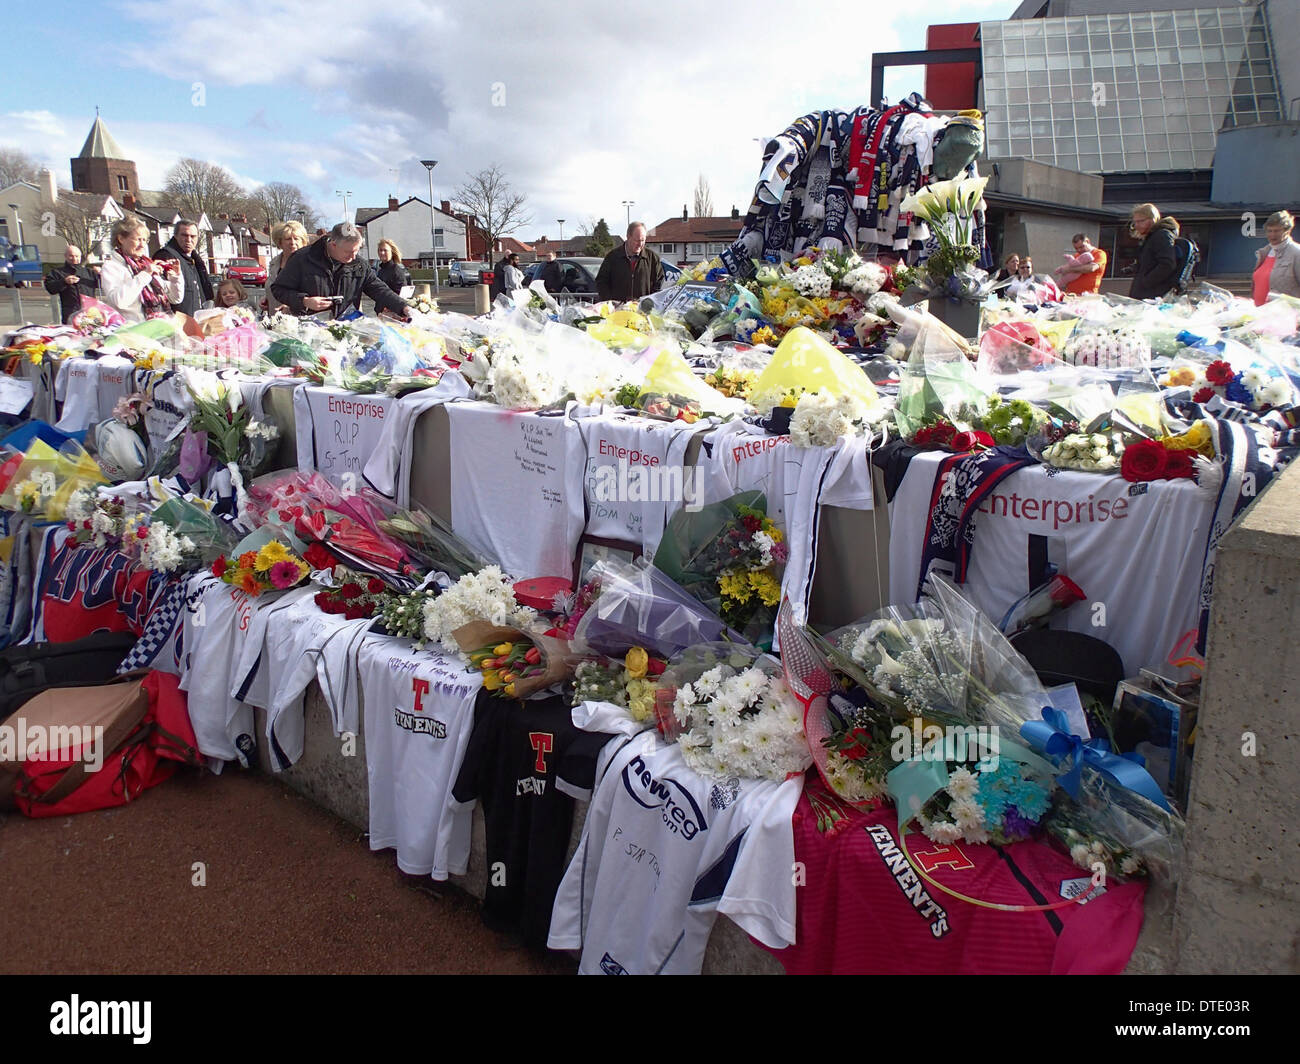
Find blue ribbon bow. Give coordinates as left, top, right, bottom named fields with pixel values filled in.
left=1020, top=707, right=1170, bottom=811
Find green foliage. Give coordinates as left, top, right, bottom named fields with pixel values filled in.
left=584, top=218, right=617, bottom=257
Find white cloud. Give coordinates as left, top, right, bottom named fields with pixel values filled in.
left=18, top=0, right=1018, bottom=237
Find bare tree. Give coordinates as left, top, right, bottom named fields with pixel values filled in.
left=52, top=192, right=111, bottom=261
left=0, top=148, right=40, bottom=190
left=452, top=164, right=531, bottom=260
left=247, top=181, right=319, bottom=230
left=163, top=158, right=247, bottom=219
left=693, top=174, right=713, bottom=218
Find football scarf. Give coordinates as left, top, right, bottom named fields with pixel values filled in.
left=916, top=445, right=1035, bottom=603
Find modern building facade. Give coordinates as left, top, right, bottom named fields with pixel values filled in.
left=952, top=0, right=1299, bottom=282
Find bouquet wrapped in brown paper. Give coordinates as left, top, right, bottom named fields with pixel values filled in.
left=452, top=621, right=576, bottom=700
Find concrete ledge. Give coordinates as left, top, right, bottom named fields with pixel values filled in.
left=256, top=689, right=779, bottom=973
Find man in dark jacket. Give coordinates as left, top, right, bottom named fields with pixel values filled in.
left=489, top=252, right=514, bottom=301
left=272, top=222, right=411, bottom=319
left=154, top=220, right=214, bottom=315
left=540, top=251, right=562, bottom=293
left=596, top=222, right=665, bottom=302
left=1129, top=205, right=1179, bottom=300
left=43, top=244, right=99, bottom=323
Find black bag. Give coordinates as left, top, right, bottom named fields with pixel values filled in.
left=0, top=631, right=139, bottom=722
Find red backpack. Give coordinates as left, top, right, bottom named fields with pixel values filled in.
left=3, top=671, right=202, bottom=817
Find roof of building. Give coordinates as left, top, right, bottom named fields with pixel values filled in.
left=497, top=236, right=534, bottom=255
left=645, top=216, right=744, bottom=244
left=354, top=206, right=389, bottom=225
left=77, top=116, right=128, bottom=161
left=58, top=189, right=122, bottom=216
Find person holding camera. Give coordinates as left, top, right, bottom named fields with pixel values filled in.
left=100, top=217, right=184, bottom=323
left=271, top=222, right=410, bottom=319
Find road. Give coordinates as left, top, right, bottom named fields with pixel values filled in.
left=0, top=768, right=575, bottom=975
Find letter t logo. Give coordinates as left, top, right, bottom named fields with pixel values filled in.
left=529, top=732, right=554, bottom=774
left=412, top=677, right=430, bottom=713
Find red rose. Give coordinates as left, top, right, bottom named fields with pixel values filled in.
left=1121, top=439, right=1169, bottom=482
left=212, top=557, right=228, bottom=578
left=314, top=591, right=333, bottom=611
left=343, top=603, right=371, bottom=620
left=1192, top=387, right=1215, bottom=404
left=645, top=657, right=667, bottom=677
left=340, top=582, right=363, bottom=600
left=950, top=430, right=994, bottom=452
left=366, top=577, right=386, bottom=594
left=1206, top=360, right=1235, bottom=386
left=1164, top=449, right=1197, bottom=480
left=303, top=543, right=334, bottom=570
left=67, top=520, right=77, bottom=531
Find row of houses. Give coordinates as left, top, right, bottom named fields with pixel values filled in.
left=1, top=117, right=273, bottom=273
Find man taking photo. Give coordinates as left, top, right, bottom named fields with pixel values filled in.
left=155, top=219, right=214, bottom=315
left=596, top=221, right=664, bottom=302
left=44, top=244, right=99, bottom=323
left=272, top=222, right=411, bottom=319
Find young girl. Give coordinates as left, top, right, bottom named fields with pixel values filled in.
left=216, top=277, right=252, bottom=309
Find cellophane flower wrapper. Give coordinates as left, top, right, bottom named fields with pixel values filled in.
left=150, top=495, right=239, bottom=564
left=747, top=326, right=878, bottom=415
left=894, top=315, right=989, bottom=439
left=364, top=491, right=488, bottom=583
left=1042, top=762, right=1185, bottom=884
left=976, top=320, right=1065, bottom=375
left=570, top=557, right=745, bottom=661
left=451, top=620, right=576, bottom=700
left=651, top=490, right=785, bottom=642
left=0, top=438, right=109, bottom=518
left=657, top=642, right=812, bottom=782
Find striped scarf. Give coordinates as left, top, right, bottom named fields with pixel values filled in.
left=121, top=254, right=173, bottom=318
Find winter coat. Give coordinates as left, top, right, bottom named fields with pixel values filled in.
left=155, top=237, right=214, bottom=314
left=44, top=263, right=99, bottom=323
left=1130, top=217, right=1179, bottom=300
left=271, top=236, right=408, bottom=318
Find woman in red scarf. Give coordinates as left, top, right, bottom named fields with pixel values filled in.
left=100, top=217, right=185, bottom=323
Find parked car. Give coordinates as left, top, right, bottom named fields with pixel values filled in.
left=449, top=261, right=489, bottom=287
left=225, top=257, right=267, bottom=286
left=0, top=241, right=44, bottom=287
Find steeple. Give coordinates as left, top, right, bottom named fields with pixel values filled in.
left=77, top=115, right=127, bottom=161
left=70, top=114, right=138, bottom=204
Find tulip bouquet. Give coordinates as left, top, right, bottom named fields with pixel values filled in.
left=570, top=647, right=667, bottom=724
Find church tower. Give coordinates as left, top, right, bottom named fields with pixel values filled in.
left=70, top=114, right=139, bottom=205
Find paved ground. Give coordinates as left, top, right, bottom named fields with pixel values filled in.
left=0, top=768, right=575, bottom=975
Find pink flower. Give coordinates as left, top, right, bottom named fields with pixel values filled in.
left=269, top=560, right=304, bottom=589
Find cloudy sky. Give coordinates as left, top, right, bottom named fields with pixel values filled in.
left=0, top=0, right=1017, bottom=243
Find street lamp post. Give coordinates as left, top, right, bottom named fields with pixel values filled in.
left=557, top=218, right=565, bottom=244
left=421, top=160, right=441, bottom=294
left=622, top=200, right=635, bottom=229
left=335, top=190, right=352, bottom=222
left=6, top=204, right=23, bottom=319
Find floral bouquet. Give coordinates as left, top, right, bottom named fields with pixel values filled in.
left=1062, top=326, right=1151, bottom=369
left=977, top=395, right=1045, bottom=446
left=0, top=438, right=108, bottom=519
left=977, top=321, right=1061, bottom=375
left=64, top=489, right=127, bottom=548
left=182, top=370, right=280, bottom=516
left=657, top=643, right=811, bottom=782
left=421, top=565, right=539, bottom=657
left=1039, top=431, right=1125, bottom=473
left=910, top=416, right=995, bottom=452
left=111, top=393, right=153, bottom=450
left=212, top=540, right=312, bottom=595
left=652, top=492, right=786, bottom=642
left=898, top=176, right=990, bottom=288
left=121, top=514, right=201, bottom=575
left=569, top=557, right=743, bottom=661
left=1183, top=357, right=1294, bottom=411
left=570, top=647, right=666, bottom=723
left=376, top=588, right=441, bottom=645
left=315, top=571, right=391, bottom=620
left=453, top=621, right=576, bottom=700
